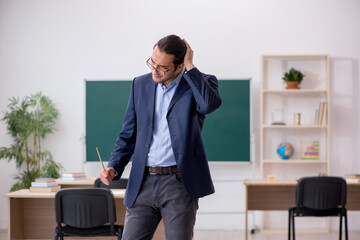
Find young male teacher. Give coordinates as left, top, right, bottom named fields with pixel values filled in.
left=100, top=34, right=222, bottom=240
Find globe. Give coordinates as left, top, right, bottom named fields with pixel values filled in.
left=276, top=142, right=294, bottom=160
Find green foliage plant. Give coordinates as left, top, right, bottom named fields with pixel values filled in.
left=0, top=92, right=62, bottom=191
left=282, top=68, right=305, bottom=84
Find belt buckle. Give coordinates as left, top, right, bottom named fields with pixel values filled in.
left=149, top=167, right=157, bottom=175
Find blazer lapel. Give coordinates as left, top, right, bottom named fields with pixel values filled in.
left=168, top=77, right=190, bottom=113
left=146, top=80, right=156, bottom=123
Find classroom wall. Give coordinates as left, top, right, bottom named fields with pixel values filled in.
left=1, top=0, right=359, bottom=231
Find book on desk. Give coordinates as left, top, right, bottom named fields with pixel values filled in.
left=29, top=178, right=60, bottom=192
left=61, top=172, right=87, bottom=180
left=345, top=174, right=360, bottom=184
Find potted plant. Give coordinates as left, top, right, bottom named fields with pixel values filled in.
left=0, top=92, right=62, bottom=191
left=282, top=68, right=305, bottom=89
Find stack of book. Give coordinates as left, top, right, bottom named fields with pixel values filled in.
left=61, top=172, right=87, bottom=181
left=345, top=174, right=360, bottom=184
left=315, top=102, right=328, bottom=125
left=30, top=178, right=60, bottom=192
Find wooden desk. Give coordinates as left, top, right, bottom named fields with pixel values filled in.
left=5, top=189, right=165, bottom=240
left=244, top=179, right=360, bottom=240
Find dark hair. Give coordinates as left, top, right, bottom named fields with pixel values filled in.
left=154, top=35, right=187, bottom=68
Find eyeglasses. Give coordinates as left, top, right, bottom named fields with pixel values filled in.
left=146, top=58, right=171, bottom=76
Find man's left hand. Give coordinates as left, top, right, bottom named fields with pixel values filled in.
left=183, top=39, right=195, bottom=71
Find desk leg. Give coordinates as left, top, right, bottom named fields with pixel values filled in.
left=245, top=186, right=248, bottom=240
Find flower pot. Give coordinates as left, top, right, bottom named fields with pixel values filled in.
left=286, top=81, right=300, bottom=89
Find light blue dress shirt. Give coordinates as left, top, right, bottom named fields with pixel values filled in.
left=146, top=67, right=185, bottom=167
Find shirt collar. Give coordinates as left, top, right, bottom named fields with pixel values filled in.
left=173, top=66, right=186, bottom=85
left=162, top=66, right=185, bottom=89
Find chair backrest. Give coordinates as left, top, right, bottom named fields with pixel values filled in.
left=296, top=176, right=347, bottom=211
left=94, top=178, right=128, bottom=189
left=55, top=188, right=117, bottom=229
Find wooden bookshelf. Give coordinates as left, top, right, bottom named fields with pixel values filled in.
left=260, top=55, right=330, bottom=178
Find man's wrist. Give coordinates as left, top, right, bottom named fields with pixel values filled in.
left=185, top=63, right=195, bottom=71
left=107, top=167, right=117, bottom=177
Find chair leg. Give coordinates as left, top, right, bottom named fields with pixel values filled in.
left=118, top=229, right=121, bottom=240
left=339, top=215, right=343, bottom=240
left=118, top=227, right=123, bottom=240
left=345, top=212, right=348, bottom=240
left=292, top=214, right=295, bottom=240
left=288, top=209, right=291, bottom=240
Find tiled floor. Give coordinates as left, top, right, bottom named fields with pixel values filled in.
left=194, top=229, right=358, bottom=240
left=1, top=229, right=358, bottom=239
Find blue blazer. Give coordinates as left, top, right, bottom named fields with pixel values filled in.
left=107, top=67, right=222, bottom=207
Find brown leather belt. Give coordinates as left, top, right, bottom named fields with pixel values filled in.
left=146, top=166, right=179, bottom=175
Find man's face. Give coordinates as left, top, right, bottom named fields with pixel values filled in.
left=149, top=46, right=183, bottom=87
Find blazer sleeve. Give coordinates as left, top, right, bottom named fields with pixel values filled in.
left=107, top=79, right=137, bottom=179
left=183, top=67, right=222, bottom=115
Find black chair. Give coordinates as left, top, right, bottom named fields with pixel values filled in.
left=54, top=188, right=122, bottom=240
left=288, top=176, right=348, bottom=240
left=94, top=178, right=128, bottom=189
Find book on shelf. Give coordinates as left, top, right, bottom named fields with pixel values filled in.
left=31, top=181, right=59, bottom=187
left=323, top=102, right=328, bottom=125
left=300, top=141, right=320, bottom=160
left=35, top=178, right=56, bottom=183
left=317, top=102, right=328, bottom=125
left=318, top=102, right=324, bottom=125
left=30, top=185, right=61, bottom=192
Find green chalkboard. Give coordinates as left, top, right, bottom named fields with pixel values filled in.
left=86, top=79, right=250, bottom=162
left=202, top=80, right=250, bottom=161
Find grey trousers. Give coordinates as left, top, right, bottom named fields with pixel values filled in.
left=122, top=172, right=199, bottom=240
